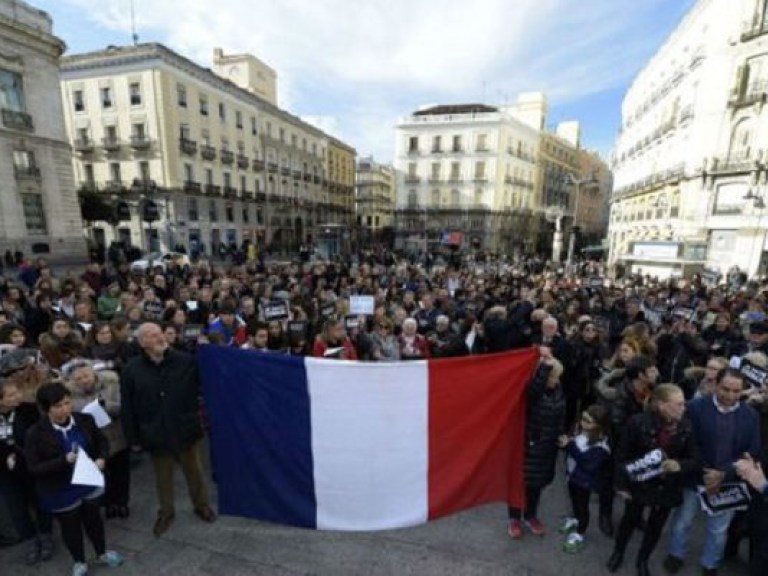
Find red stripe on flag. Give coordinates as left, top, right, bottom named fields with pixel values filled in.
left=427, top=348, right=539, bottom=520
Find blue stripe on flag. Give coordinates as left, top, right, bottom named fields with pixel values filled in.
left=198, top=346, right=316, bottom=528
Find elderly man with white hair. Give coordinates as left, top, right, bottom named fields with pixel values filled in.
left=531, top=314, right=575, bottom=423
left=121, top=322, right=216, bottom=537
left=398, top=318, right=430, bottom=360
left=427, top=314, right=467, bottom=358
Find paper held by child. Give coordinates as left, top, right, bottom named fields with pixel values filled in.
left=71, top=449, right=105, bottom=488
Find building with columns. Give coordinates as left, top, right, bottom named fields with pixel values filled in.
left=609, top=0, right=768, bottom=278
left=0, top=0, right=86, bottom=263
left=60, top=44, right=355, bottom=256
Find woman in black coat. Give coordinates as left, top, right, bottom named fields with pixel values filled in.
left=607, top=384, right=699, bottom=576
left=567, top=320, right=606, bottom=430
left=25, top=383, right=123, bottom=576
left=507, top=352, right=566, bottom=538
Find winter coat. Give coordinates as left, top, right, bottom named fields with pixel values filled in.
left=565, top=432, right=611, bottom=493
left=701, top=325, right=745, bottom=359
left=67, top=370, right=126, bottom=456
left=0, top=402, right=40, bottom=482
left=524, top=364, right=566, bottom=489
left=121, top=348, right=203, bottom=454
left=595, top=367, right=625, bottom=405
left=568, top=337, right=605, bottom=401
left=615, top=411, right=699, bottom=508
left=657, top=332, right=708, bottom=384
left=25, top=413, right=109, bottom=498
left=609, top=377, right=648, bottom=444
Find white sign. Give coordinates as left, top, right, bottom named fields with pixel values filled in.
left=82, top=399, right=111, bottom=429
left=71, top=449, right=105, bottom=488
left=349, top=296, right=375, bottom=316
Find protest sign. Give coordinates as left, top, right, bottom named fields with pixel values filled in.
left=697, top=482, right=751, bottom=516
left=263, top=300, right=290, bottom=321
left=740, top=358, right=768, bottom=388
left=624, top=448, right=665, bottom=482
left=349, top=295, right=375, bottom=316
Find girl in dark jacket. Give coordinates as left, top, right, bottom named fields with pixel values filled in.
left=25, top=382, right=124, bottom=576
left=558, top=404, right=611, bottom=553
left=508, top=352, right=566, bottom=539
left=607, top=384, right=700, bottom=576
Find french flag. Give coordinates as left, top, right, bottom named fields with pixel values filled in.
left=198, top=346, right=539, bottom=531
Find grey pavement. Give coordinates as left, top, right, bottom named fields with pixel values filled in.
left=0, top=452, right=751, bottom=576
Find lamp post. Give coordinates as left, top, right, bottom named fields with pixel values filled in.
left=744, top=179, right=767, bottom=276
left=564, top=173, right=599, bottom=269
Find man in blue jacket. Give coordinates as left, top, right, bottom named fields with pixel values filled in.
left=664, top=368, right=761, bottom=576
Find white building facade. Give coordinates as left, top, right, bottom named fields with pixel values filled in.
left=0, top=0, right=86, bottom=263
left=609, top=0, right=768, bottom=279
left=394, top=104, right=540, bottom=253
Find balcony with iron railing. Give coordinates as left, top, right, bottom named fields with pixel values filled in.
left=130, top=134, right=151, bottom=150
left=708, top=154, right=756, bottom=174
left=1, top=108, right=33, bottom=132
left=13, top=165, right=41, bottom=180
left=252, top=159, right=265, bottom=171
left=104, top=180, right=125, bottom=193
left=200, top=144, right=217, bottom=161
left=73, top=138, right=95, bottom=153
left=405, top=175, right=421, bottom=184
left=729, top=80, right=768, bottom=108
left=205, top=183, right=221, bottom=195
left=183, top=181, right=202, bottom=194
left=102, top=136, right=121, bottom=152
left=220, top=149, right=234, bottom=165
left=236, top=154, right=249, bottom=169
left=268, top=162, right=278, bottom=173
left=280, top=166, right=291, bottom=177
left=179, top=137, right=197, bottom=155
left=223, top=185, right=238, bottom=198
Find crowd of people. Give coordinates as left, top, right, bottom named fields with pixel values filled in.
left=0, top=249, right=766, bottom=576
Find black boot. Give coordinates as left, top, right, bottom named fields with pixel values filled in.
left=637, top=558, right=650, bottom=576
left=607, top=550, right=624, bottom=573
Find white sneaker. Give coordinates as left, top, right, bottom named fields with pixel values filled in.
left=97, top=550, right=124, bottom=567
left=558, top=516, right=579, bottom=534
left=72, top=562, right=89, bottom=576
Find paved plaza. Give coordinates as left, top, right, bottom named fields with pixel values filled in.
left=0, top=449, right=750, bottom=576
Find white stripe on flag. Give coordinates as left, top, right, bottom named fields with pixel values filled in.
left=306, top=358, right=429, bottom=531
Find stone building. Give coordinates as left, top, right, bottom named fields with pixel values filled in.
left=0, top=0, right=86, bottom=263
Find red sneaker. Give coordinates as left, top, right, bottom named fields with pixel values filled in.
left=525, top=518, right=546, bottom=536
left=507, top=519, right=524, bottom=539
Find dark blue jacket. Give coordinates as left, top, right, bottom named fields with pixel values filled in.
left=565, top=433, right=611, bottom=492
left=684, top=395, right=761, bottom=486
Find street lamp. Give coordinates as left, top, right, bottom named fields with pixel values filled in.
left=563, top=173, right=599, bottom=268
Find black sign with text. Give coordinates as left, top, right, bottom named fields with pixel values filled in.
left=263, top=300, right=289, bottom=321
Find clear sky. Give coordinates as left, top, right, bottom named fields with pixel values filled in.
left=34, top=0, right=698, bottom=163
